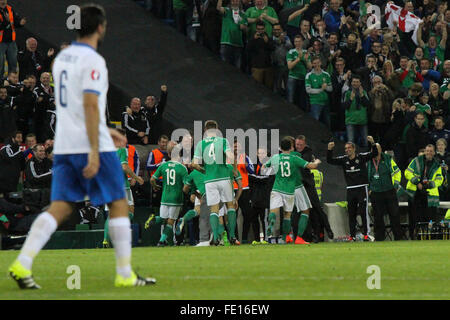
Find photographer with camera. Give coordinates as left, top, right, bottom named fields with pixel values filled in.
left=368, top=76, right=394, bottom=150
left=247, top=21, right=274, bottom=89
left=271, top=23, right=292, bottom=96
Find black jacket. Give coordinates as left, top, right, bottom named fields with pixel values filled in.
left=122, top=110, right=150, bottom=144
left=0, top=96, right=16, bottom=142
left=24, top=156, right=52, bottom=189
left=247, top=36, right=274, bottom=69
left=0, top=140, right=25, bottom=194
left=248, top=159, right=274, bottom=208
left=14, top=86, right=37, bottom=121
left=405, top=122, right=429, bottom=160
left=297, top=145, right=315, bottom=189
left=327, top=143, right=378, bottom=188
left=17, top=49, right=52, bottom=81
left=143, top=90, right=168, bottom=143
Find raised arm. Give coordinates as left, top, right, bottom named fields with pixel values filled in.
left=216, top=0, right=225, bottom=15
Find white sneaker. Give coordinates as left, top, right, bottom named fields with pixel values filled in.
left=195, top=241, right=210, bottom=247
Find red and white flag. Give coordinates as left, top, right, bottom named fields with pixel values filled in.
left=385, top=2, right=422, bottom=45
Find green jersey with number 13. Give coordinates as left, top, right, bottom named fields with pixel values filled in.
left=265, top=153, right=309, bottom=195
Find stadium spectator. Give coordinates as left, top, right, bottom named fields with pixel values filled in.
left=286, top=34, right=311, bottom=111
left=330, top=57, right=350, bottom=133
left=24, top=143, right=52, bottom=189
left=217, top=0, right=248, bottom=70
left=284, top=2, right=310, bottom=43
left=142, top=85, right=167, bottom=144
left=245, top=0, right=279, bottom=38
left=33, top=72, right=54, bottom=142
left=271, top=23, right=292, bottom=96
left=305, top=55, right=332, bottom=128
left=173, top=0, right=191, bottom=36
left=122, top=97, right=150, bottom=145
left=367, top=143, right=403, bottom=241
left=14, top=74, right=37, bottom=136
left=0, top=197, right=37, bottom=235
left=4, top=71, right=21, bottom=97
left=429, top=116, right=450, bottom=146
left=405, top=112, right=429, bottom=162
left=323, top=0, right=343, bottom=34
left=405, top=144, right=443, bottom=236
left=297, top=19, right=312, bottom=49
left=418, top=58, right=441, bottom=93
left=339, top=33, right=363, bottom=73
left=309, top=39, right=330, bottom=70
left=429, top=82, right=446, bottom=122
left=0, top=134, right=25, bottom=197
left=247, top=21, right=275, bottom=89
left=0, top=85, right=15, bottom=142
left=342, top=75, right=370, bottom=149
left=13, top=130, right=22, bottom=145
left=17, top=37, right=55, bottom=81
left=201, top=0, right=222, bottom=55
left=355, top=54, right=381, bottom=92
left=417, top=20, right=447, bottom=67
left=0, top=0, right=26, bottom=77
left=368, top=76, right=394, bottom=149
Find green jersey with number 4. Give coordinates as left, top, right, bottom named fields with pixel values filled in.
left=194, top=136, right=231, bottom=184
left=152, top=160, right=188, bottom=206
left=265, top=153, right=309, bottom=195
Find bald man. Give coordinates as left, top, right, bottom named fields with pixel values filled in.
left=122, top=97, right=150, bottom=145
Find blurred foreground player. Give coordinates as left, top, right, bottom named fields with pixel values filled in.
left=8, top=4, right=156, bottom=289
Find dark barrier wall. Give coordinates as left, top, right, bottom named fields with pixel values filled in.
left=14, top=0, right=347, bottom=201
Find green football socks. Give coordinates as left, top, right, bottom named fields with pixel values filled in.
left=227, top=209, right=237, bottom=239
left=297, top=213, right=309, bottom=237
left=210, top=213, right=220, bottom=242
left=183, top=209, right=198, bottom=222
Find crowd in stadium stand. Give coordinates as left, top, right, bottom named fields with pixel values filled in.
left=1, top=0, right=450, bottom=245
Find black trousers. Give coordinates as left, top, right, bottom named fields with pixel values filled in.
left=252, top=206, right=266, bottom=240
left=239, top=189, right=258, bottom=242
left=347, top=186, right=369, bottom=237
left=409, top=190, right=439, bottom=239
left=370, top=189, right=403, bottom=241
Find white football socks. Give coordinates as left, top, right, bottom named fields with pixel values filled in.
left=108, top=217, right=132, bottom=279
left=18, top=212, right=58, bottom=270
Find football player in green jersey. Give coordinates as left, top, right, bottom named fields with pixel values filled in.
left=149, top=144, right=188, bottom=246
left=103, top=129, right=144, bottom=248
left=192, top=120, right=238, bottom=245
left=263, top=137, right=321, bottom=244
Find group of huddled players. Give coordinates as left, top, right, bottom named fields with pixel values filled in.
left=126, top=120, right=323, bottom=247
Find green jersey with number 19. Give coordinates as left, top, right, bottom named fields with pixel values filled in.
left=193, top=136, right=231, bottom=184
left=152, top=160, right=188, bottom=206
left=265, top=153, right=309, bottom=195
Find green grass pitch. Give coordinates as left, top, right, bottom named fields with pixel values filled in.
left=0, top=241, right=449, bottom=300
